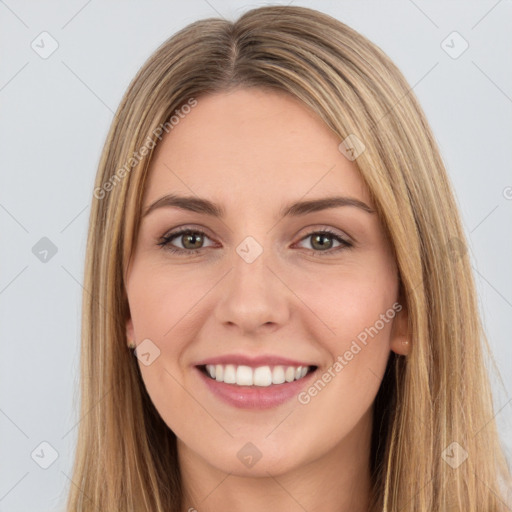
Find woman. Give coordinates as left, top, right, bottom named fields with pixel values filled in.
left=67, top=5, right=511, bottom=511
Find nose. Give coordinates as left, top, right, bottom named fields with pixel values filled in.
left=214, top=243, right=290, bottom=334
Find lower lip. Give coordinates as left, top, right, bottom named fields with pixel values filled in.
left=196, top=367, right=317, bottom=409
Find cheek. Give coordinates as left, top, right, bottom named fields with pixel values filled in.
left=128, top=265, right=200, bottom=432
left=295, top=266, right=396, bottom=398
left=127, top=262, right=215, bottom=340
left=296, top=295, right=394, bottom=449
left=292, top=261, right=397, bottom=339
left=328, top=284, right=395, bottom=350
left=126, top=264, right=216, bottom=418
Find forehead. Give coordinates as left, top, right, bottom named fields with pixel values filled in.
left=143, top=88, right=372, bottom=210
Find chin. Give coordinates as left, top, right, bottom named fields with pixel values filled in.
left=207, top=449, right=301, bottom=478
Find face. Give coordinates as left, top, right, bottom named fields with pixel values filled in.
left=125, top=88, right=409, bottom=478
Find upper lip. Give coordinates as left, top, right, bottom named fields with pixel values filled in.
left=194, top=354, right=317, bottom=368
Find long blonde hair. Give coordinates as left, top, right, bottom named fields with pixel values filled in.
left=67, top=5, right=511, bottom=511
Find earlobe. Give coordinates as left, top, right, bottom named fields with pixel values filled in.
left=389, top=303, right=411, bottom=356
left=392, top=338, right=410, bottom=356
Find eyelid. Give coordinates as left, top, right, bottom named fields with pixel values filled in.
left=159, top=224, right=216, bottom=240
left=294, top=224, right=353, bottom=243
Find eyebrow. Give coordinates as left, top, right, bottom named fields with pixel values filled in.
left=142, top=193, right=375, bottom=219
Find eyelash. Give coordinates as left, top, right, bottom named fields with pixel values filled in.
left=156, top=226, right=353, bottom=257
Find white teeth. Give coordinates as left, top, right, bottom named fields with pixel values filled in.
left=272, top=366, right=285, bottom=384
left=204, top=364, right=312, bottom=386
left=223, top=364, right=236, bottom=384
left=285, top=366, right=295, bottom=382
left=206, top=364, right=216, bottom=378
left=253, top=366, right=272, bottom=387
left=236, top=365, right=253, bottom=385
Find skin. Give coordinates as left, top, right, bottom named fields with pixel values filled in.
left=125, top=87, right=410, bottom=512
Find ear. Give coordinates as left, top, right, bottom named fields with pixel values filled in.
left=126, top=316, right=135, bottom=348
left=389, top=297, right=410, bottom=356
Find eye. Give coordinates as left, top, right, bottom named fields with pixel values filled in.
left=157, top=226, right=353, bottom=256
left=157, top=228, right=216, bottom=255
left=294, top=228, right=353, bottom=256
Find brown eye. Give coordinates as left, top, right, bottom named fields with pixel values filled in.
left=295, top=228, right=352, bottom=256
left=157, top=228, right=214, bottom=255
left=310, top=233, right=335, bottom=251
left=180, top=232, right=204, bottom=250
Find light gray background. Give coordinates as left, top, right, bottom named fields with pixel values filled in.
left=1, top=1, right=511, bottom=510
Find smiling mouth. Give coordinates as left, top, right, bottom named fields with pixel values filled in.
left=198, top=364, right=317, bottom=387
